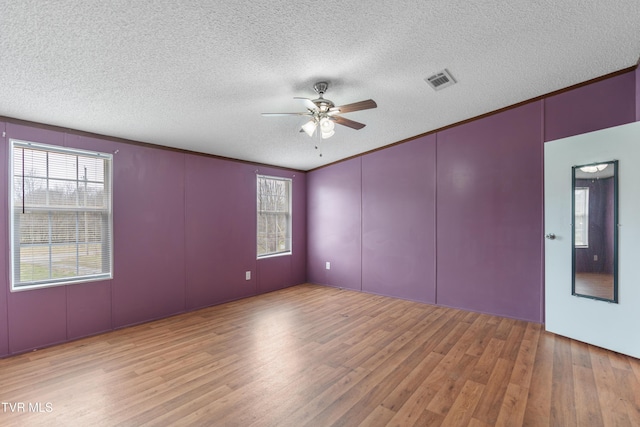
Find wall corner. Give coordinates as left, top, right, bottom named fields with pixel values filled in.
left=635, top=60, right=640, bottom=122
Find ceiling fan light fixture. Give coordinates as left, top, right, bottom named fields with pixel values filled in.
left=301, top=120, right=317, bottom=137
left=321, top=129, right=335, bottom=139
left=263, top=81, right=377, bottom=150
left=320, top=117, right=335, bottom=132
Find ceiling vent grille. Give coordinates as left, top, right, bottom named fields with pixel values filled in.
left=425, top=69, right=456, bottom=91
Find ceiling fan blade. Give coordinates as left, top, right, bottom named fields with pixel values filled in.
left=294, top=97, right=318, bottom=111
left=261, top=112, right=311, bottom=116
left=330, top=99, right=377, bottom=114
left=333, top=116, right=366, bottom=130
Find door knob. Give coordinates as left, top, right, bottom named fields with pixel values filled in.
left=545, top=233, right=556, bottom=240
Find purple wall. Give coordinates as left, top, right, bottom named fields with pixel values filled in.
left=0, top=122, right=7, bottom=357
left=307, top=158, right=362, bottom=290
left=436, top=102, right=544, bottom=322
left=307, top=104, right=543, bottom=322
left=636, top=65, right=640, bottom=122
left=307, top=69, right=637, bottom=323
left=111, top=143, right=187, bottom=327
left=185, top=157, right=306, bottom=305
left=0, top=122, right=306, bottom=357
left=361, top=135, right=437, bottom=303
left=604, top=177, right=614, bottom=275
left=185, top=156, right=256, bottom=309
left=545, top=71, right=636, bottom=141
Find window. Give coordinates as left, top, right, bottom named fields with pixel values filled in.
left=574, top=187, right=589, bottom=248
left=257, top=175, right=292, bottom=257
left=10, top=140, right=113, bottom=290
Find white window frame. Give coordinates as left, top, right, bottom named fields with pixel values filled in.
left=257, top=175, right=292, bottom=258
left=9, top=139, right=113, bottom=291
left=574, top=187, right=589, bottom=248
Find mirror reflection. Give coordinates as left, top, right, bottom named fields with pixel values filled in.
left=572, top=160, right=618, bottom=302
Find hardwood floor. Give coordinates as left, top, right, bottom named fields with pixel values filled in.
left=1, top=283, right=638, bottom=426
left=574, top=272, right=615, bottom=300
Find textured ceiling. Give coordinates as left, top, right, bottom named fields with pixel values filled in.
left=1, top=1, right=639, bottom=171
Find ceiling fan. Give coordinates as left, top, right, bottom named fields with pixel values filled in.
left=262, top=81, right=377, bottom=140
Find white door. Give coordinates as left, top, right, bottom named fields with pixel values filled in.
left=545, top=121, right=640, bottom=359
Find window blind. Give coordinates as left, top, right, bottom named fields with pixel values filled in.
left=10, top=140, right=113, bottom=290
left=574, top=187, right=589, bottom=248
left=257, top=175, right=292, bottom=257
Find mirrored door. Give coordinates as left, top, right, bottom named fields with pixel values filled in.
left=571, top=160, right=617, bottom=302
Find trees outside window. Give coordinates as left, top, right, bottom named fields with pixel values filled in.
left=10, top=140, right=113, bottom=290
left=257, top=175, right=291, bottom=257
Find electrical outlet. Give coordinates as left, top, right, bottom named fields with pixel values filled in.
left=245, top=271, right=251, bottom=280
left=594, top=255, right=598, bottom=261
left=326, top=262, right=331, bottom=270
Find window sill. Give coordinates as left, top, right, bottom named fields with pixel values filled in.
left=11, top=274, right=113, bottom=292
left=257, top=251, right=292, bottom=260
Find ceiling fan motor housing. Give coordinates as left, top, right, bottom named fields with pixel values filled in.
left=313, top=82, right=329, bottom=96
left=312, top=82, right=334, bottom=111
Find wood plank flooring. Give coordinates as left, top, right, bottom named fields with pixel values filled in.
left=574, top=273, right=615, bottom=300
left=0, top=283, right=639, bottom=426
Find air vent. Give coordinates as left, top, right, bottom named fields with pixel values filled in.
left=425, top=69, right=456, bottom=91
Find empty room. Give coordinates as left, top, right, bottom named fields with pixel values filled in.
left=1, top=1, right=640, bottom=426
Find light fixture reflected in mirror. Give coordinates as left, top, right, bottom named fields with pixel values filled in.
left=579, top=163, right=608, bottom=173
